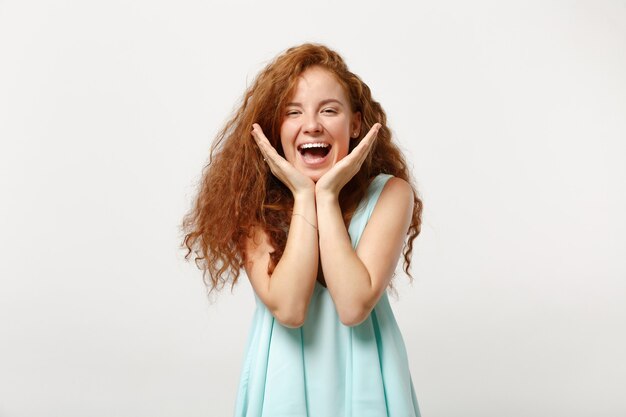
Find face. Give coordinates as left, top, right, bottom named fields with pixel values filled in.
left=280, top=66, right=361, bottom=182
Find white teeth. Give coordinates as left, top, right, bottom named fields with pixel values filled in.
left=299, top=143, right=329, bottom=150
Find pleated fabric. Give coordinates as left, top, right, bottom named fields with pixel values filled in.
left=233, top=174, right=421, bottom=417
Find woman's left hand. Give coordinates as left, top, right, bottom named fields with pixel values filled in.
left=315, top=123, right=381, bottom=199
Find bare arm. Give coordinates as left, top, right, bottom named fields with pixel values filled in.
left=243, top=192, right=318, bottom=328
left=245, top=124, right=319, bottom=328
left=316, top=177, right=414, bottom=326
left=313, top=123, right=412, bottom=326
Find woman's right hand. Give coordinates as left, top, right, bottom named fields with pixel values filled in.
left=251, top=123, right=315, bottom=198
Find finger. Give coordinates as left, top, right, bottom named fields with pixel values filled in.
left=255, top=133, right=283, bottom=164
left=355, top=123, right=381, bottom=151
left=361, top=123, right=381, bottom=145
left=251, top=125, right=291, bottom=176
left=251, top=124, right=275, bottom=162
left=251, top=124, right=274, bottom=153
left=251, top=138, right=269, bottom=163
left=351, top=123, right=381, bottom=165
left=251, top=123, right=270, bottom=147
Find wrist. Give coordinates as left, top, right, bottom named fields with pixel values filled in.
left=293, top=188, right=316, bottom=203
left=314, top=188, right=339, bottom=206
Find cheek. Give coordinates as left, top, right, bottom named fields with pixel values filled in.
left=279, top=139, right=295, bottom=162
left=280, top=122, right=300, bottom=155
left=337, top=142, right=351, bottom=159
left=328, top=119, right=352, bottom=141
left=330, top=122, right=352, bottom=155
left=279, top=122, right=295, bottom=141
left=279, top=139, right=292, bottom=160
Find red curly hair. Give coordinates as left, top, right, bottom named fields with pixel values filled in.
left=181, top=43, right=423, bottom=293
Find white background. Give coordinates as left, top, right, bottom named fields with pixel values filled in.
left=1, top=1, right=625, bottom=416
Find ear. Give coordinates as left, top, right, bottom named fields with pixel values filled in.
left=350, top=111, right=362, bottom=139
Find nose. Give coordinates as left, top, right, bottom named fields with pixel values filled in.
left=302, top=113, right=323, bottom=135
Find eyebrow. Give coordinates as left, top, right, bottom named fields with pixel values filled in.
left=285, top=99, right=344, bottom=107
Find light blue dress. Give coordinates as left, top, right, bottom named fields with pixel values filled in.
left=233, top=174, right=421, bottom=417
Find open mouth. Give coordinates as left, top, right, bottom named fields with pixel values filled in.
left=297, top=142, right=332, bottom=165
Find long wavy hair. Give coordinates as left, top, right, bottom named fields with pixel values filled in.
left=181, top=43, right=423, bottom=293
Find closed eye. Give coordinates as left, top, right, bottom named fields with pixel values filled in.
left=322, top=108, right=337, bottom=114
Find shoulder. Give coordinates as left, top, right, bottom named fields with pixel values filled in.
left=376, top=176, right=414, bottom=212
left=359, top=176, right=414, bottom=244
left=380, top=175, right=412, bottom=195
left=353, top=176, right=413, bottom=300
left=359, top=175, right=413, bottom=242
left=242, top=225, right=274, bottom=265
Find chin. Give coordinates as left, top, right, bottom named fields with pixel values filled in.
left=306, top=171, right=324, bottom=183
left=295, top=166, right=328, bottom=183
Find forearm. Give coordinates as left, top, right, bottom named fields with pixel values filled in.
left=316, top=193, right=373, bottom=326
left=267, top=191, right=319, bottom=326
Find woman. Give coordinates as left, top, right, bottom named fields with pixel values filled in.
left=182, top=43, right=423, bottom=417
